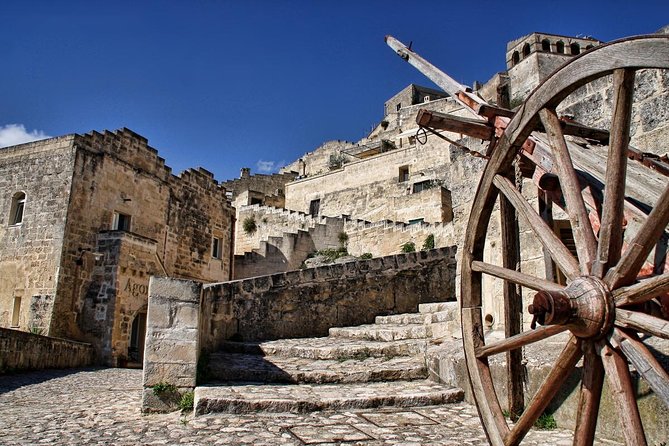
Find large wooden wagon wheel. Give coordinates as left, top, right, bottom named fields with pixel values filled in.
left=461, top=35, right=669, bottom=445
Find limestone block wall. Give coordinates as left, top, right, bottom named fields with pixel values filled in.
left=142, top=277, right=201, bottom=413
left=0, top=136, right=77, bottom=333
left=233, top=207, right=345, bottom=279
left=221, top=170, right=296, bottom=205
left=281, top=140, right=357, bottom=177
left=200, top=247, right=457, bottom=350
left=344, top=219, right=455, bottom=258
left=233, top=229, right=315, bottom=279
left=0, top=327, right=94, bottom=372
left=559, top=68, right=669, bottom=155
left=284, top=141, right=454, bottom=222
left=508, top=52, right=570, bottom=105
left=234, top=205, right=342, bottom=255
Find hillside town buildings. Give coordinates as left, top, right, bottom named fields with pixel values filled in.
left=2, top=29, right=668, bottom=367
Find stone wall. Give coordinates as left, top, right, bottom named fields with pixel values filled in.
left=0, top=136, right=77, bottom=333
left=0, top=327, right=94, bottom=372
left=200, top=247, right=457, bottom=351
left=142, top=278, right=201, bottom=413
left=234, top=205, right=342, bottom=255
left=559, top=68, right=669, bottom=155
left=344, top=219, right=455, bottom=258
left=281, top=140, right=357, bottom=178
left=284, top=141, right=455, bottom=222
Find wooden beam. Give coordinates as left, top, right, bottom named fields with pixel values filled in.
left=416, top=110, right=494, bottom=140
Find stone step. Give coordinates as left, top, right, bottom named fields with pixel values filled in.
left=194, top=380, right=464, bottom=415
left=328, top=323, right=433, bottom=341
left=207, top=352, right=427, bottom=384
left=221, top=337, right=428, bottom=359
left=418, top=301, right=458, bottom=314
left=375, top=310, right=455, bottom=325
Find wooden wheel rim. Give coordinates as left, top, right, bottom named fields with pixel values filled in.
left=461, top=35, right=669, bottom=446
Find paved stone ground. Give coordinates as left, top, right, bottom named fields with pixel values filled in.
left=0, top=368, right=613, bottom=445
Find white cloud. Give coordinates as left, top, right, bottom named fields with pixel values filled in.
left=0, top=124, right=50, bottom=148
left=256, top=159, right=285, bottom=174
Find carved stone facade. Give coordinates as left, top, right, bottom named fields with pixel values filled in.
left=0, top=128, right=234, bottom=365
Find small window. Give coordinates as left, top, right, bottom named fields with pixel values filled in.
left=212, top=237, right=222, bottom=259
left=250, top=197, right=263, bottom=205
left=408, top=218, right=424, bottom=225
left=511, top=51, right=520, bottom=66
left=11, top=296, right=21, bottom=327
left=570, top=43, right=580, bottom=55
left=423, top=95, right=431, bottom=103
left=556, top=41, right=565, bottom=54
left=112, top=212, right=131, bottom=231
left=9, top=192, right=26, bottom=225
left=399, top=166, right=410, bottom=182
left=522, top=43, right=531, bottom=58
left=396, top=103, right=401, bottom=111
left=309, top=199, right=321, bottom=216
left=413, top=180, right=432, bottom=193
left=541, top=39, right=551, bottom=52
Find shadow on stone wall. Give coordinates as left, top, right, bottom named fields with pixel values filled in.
left=201, top=246, right=457, bottom=351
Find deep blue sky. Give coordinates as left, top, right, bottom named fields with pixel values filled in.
left=2, top=1, right=667, bottom=181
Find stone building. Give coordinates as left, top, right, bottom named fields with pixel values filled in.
left=0, top=128, right=235, bottom=365
left=227, top=28, right=669, bottom=332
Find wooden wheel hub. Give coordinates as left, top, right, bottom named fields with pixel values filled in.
left=529, top=277, right=614, bottom=339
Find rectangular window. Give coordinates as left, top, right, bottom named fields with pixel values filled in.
left=399, top=166, right=410, bottom=182
left=212, top=237, right=222, bottom=259
left=309, top=199, right=321, bottom=216
left=112, top=212, right=131, bottom=231
left=413, top=180, right=433, bottom=193
left=11, top=296, right=21, bottom=327
left=408, top=218, right=424, bottom=225
left=10, top=192, right=26, bottom=225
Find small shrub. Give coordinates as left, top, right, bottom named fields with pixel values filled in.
left=152, top=382, right=177, bottom=396
left=338, top=231, right=349, bottom=247
left=401, top=242, right=416, bottom=253
left=534, top=412, right=557, bottom=430
left=360, top=252, right=373, bottom=259
left=422, top=234, right=435, bottom=251
left=28, top=325, right=44, bottom=336
left=242, top=216, right=257, bottom=235
left=178, top=391, right=194, bottom=412
left=315, top=247, right=349, bottom=263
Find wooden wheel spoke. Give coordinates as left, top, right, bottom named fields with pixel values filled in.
left=475, top=325, right=566, bottom=358
left=614, top=272, right=669, bottom=306
left=593, top=68, right=635, bottom=278
left=615, top=308, right=669, bottom=339
left=494, top=174, right=580, bottom=280
left=471, top=260, right=565, bottom=292
left=605, top=180, right=669, bottom=289
left=612, top=328, right=669, bottom=408
left=599, top=341, right=648, bottom=446
left=505, top=336, right=582, bottom=445
left=573, top=343, right=604, bottom=446
left=539, top=108, right=597, bottom=274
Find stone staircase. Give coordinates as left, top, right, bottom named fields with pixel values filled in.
left=194, top=302, right=463, bottom=415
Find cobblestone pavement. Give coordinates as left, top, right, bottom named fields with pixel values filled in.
left=0, top=368, right=609, bottom=445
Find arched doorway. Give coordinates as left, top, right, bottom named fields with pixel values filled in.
left=128, top=311, right=147, bottom=367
